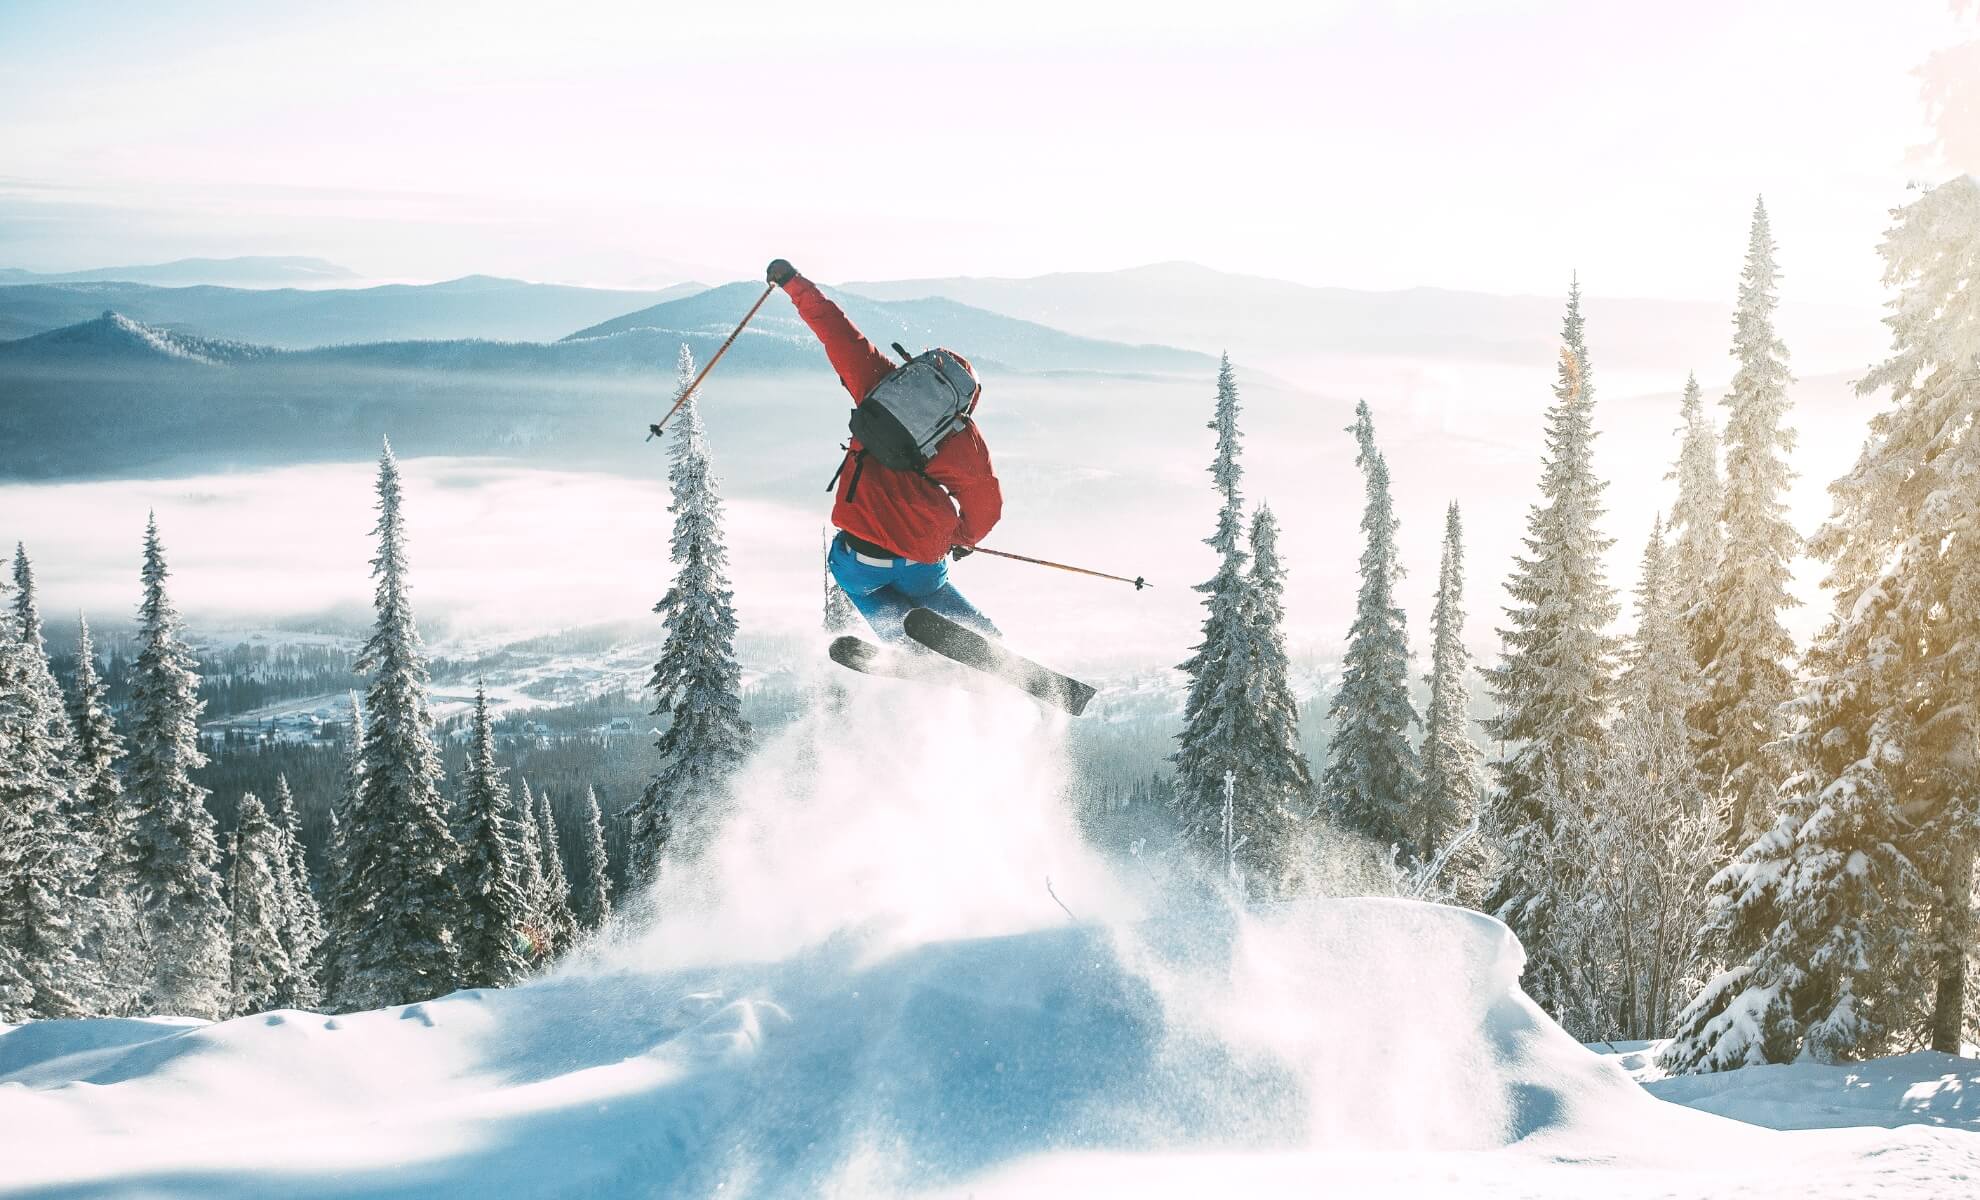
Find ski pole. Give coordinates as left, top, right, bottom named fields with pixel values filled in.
left=970, top=546, right=1150, bottom=591
left=645, top=282, right=776, bottom=441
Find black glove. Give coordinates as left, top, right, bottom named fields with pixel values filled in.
left=950, top=545, right=974, bottom=561
left=765, top=259, right=798, bottom=287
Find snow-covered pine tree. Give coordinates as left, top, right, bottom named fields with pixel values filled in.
left=1323, top=401, right=1424, bottom=861
left=1231, top=505, right=1311, bottom=880
left=11, top=545, right=78, bottom=753
left=627, top=346, right=751, bottom=884
left=67, top=618, right=127, bottom=875
left=1780, top=175, right=1979, bottom=1056
left=317, top=694, right=364, bottom=1007
left=335, top=443, right=465, bottom=1009
left=1666, top=372, right=1725, bottom=646
left=1661, top=628, right=1930, bottom=1071
left=1665, top=182, right=1980, bottom=1070
left=1173, top=354, right=1261, bottom=874
left=67, top=615, right=146, bottom=1014
left=1560, top=520, right=1719, bottom=1041
left=125, top=514, right=230, bottom=1017
left=534, top=789, right=577, bottom=954
left=1481, top=287, right=1620, bottom=1020
left=823, top=525, right=859, bottom=634
left=1419, top=502, right=1486, bottom=896
left=225, top=792, right=293, bottom=1018
left=0, top=601, right=93, bottom=1019
left=514, top=778, right=550, bottom=956
left=1697, top=197, right=1801, bottom=845
left=575, top=785, right=613, bottom=932
left=453, top=685, right=530, bottom=989
left=266, top=775, right=322, bottom=1010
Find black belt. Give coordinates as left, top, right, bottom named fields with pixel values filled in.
left=841, top=531, right=903, bottom=560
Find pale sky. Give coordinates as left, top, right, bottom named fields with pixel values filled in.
left=0, top=0, right=1973, bottom=302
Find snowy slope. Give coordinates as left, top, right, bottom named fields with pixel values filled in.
left=3, top=687, right=1976, bottom=1198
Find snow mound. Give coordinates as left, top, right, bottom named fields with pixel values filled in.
left=1603, top=1042, right=1980, bottom=1132
left=4, top=686, right=1975, bottom=1197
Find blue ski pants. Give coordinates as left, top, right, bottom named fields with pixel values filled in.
left=828, top=532, right=999, bottom=644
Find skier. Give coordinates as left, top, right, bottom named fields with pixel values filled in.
left=766, top=257, right=1002, bottom=643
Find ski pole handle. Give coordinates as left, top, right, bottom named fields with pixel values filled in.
left=646, top=282, right=777, bottom=441
left=969, top=546, right=1150, bottom=591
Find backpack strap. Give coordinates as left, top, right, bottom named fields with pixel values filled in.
left=826, top=444, right=870, bottom=503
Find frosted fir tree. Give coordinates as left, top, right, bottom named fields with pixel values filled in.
left=1674, top=175, right=1980, bottom=1061
left=452, top=685, right=531, bottom=989
left=124, top=515, right=230, bottom=1017
left=1661, top=634, right=1929, bottom=1072
left=1839, top=176, right=1980, bottom=1053
left=534, top=790, right=578, bottom=955
left=628, top=346, right=752, bottom=883
left=0, top=617, right=93, bottom=1019
left=1323, top=402, right=1424, bottom=861
left=68, top=616, right=147, bottom=1014
left=11, top=545, right=78, bottom=754
left=335, top=443, right=466, bottom=1009
left=575, top=785, right=614, bottom=932
left=1230, top=505, right=1312, bottom=880
left=66, top=617, right=128, bottom=867
left=1665, top=373, right=1725, bottom=642
left=1558, top=521, right=1719, bottom=1041
left=266, top=775, right=322, bottom=1010
left=1418, top=503, right=1487, bottom=896
left=1481, top=289, right=1620, bottom=1020
left=317, top=694, right=364, bottom=1008
left=1173, top=354, right=1260, bottom=869
left=1697, top=197, right=1801, bottom=845
left=225, top=793, right=294, bottom=1018
left=514, top=778, right=551, bottom=957
left=823, top=526, right=859, bottom=634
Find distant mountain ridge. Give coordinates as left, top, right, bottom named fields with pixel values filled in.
left=564, top=281, right=1215, bottom=375
left=0, top=276, right=709, bottom=347
left=0, top=255, right=360, bottom=288
left=842, top=260, right=1885, bottom=377
left=0, top=311, right=269, bottom=366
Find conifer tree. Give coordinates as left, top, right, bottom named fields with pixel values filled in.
left=334, top=443, right=465, bottom=1009
left=11, top=545, right=78, bottom=753
left=68, top=616, right=146, bottom=1013
left=1482, top=288, right=1620, bottom=1019
left=1559, top=520, right=1718, bottom=1041
left=453, top=685, right=530, bottom=988
left=514, top=778, right=550, bottom=954
left=225, top=792, right=293, bottom=1018
left=0, top=615, right=92, bottom=1019
left=1666, top=372, right=1725, bottom=640
left=125, top=515, right=229, bottom=1017
left=1667, top=179, right=1980, bottom=1068
left=1419, top=503, right=1485, bottom=889
left=266, top=775, right=322, bottom=1009
left=1173, top=354, right=1261, bottom=872
left=317, top=695, right=364, bottom=1007
left=67, top=618, right=127, bottom=870
left=823, top=526, right=859, bottom=634
left=535, top=791, right=578, bottom=954
left=575, top=784, right=614, bottom=932
left=1229, top=505, right=1311, bottom=879
left=1698, top=197, right=1801, bottom=845
left=628, top=346, right=751, bottom=883
left=1323, top=401, right=1423, bottom=860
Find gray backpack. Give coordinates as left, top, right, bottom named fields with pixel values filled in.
left=828, top=343, right=980, bottom=501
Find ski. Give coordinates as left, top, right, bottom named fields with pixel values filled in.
left=827, top=634, right=1000, bottom=695
left=901, top=608, right=1098, bottom=716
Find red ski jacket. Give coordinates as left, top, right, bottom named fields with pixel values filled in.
left=782, top=273, right=1002, bottom=564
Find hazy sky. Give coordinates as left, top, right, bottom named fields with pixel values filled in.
left=0, top=1, right=1972, bottom=301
